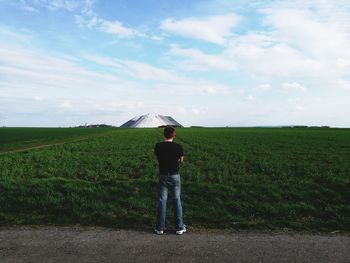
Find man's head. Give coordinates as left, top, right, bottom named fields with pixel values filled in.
left=164, top=126, right=175, bottom=139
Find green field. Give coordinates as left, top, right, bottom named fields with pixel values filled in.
left=0, top=127, right=349, bottom=231
left=0, top=127, right=113, bottom=152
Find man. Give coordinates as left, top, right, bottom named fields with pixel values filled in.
left=154, top=126, right=186, bottom=235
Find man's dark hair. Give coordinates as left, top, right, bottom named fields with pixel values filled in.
left=164, top=126, right=175, bottom=139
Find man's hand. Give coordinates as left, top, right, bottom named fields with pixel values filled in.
left=179, top=156, right=184, bottom=164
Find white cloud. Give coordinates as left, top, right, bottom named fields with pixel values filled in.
left=0, top=44, right=125, bottom=92
left=19, top=2, right=38, bottom=12
left=0, top=26, right=33, bottom=44
left=202, top=86, right=217, bottom=94
left=121, top=60, right=186, bottom=82
left=174, top=106, right=208, bottom=117
left=19, top=0, right=95, bottom=12
left=160, top=13, right=240, bottom=45
left=295, top=105, right=305, bottom=112
left=0, top=40, right=234, bottom=126
left=247, top=95, right=255, bottom=102
left=223, top=2, right=350, bottom=83
left=83, top=54, right=232, bottom=98
left=83, top=54, right=187, bottom=83
left=282, top=82, right=306, bottom=92
left=100, top=20, right=142, bottom=37
left=0, top=45, right=153, bottom=126
left=82, top=54, right=122, bottom=68
left=23, top=0, right=151, bottom=41
left=337, top=79, right=350, bottom=90
left=199, top=85, right=230, bottom=95
left=201, top=86, right=218, bottom=94
left=34, top=96, right=43, bottom=101
left=255, top=83, right=272, bottom=92
left=169, top=45, right=237, bottom=72
left=75, top=15, right=98, bottom=29
left=92, top=101, right=144, bottom=112
left=337, top=58, right=350, bottom=69
left=60, top=101, right=73, bottom=109
left=261, top=7, right=349, bottom=60
left=75, top=15, right=151, bottom=39
left=153, top=81, right=230, bottom=97
left=191, top=108, right=207, bottom=115
left=226, top=33, right=324, bottom=79
left=21, top=0, right=157, bottom=40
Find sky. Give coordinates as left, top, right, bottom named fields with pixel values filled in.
left=0, top=0, right=350, bottom=127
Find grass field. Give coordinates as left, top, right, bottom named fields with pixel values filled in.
left=0, top=127, right=113, bottom=152
left=0, top=127, right=349, bottom=231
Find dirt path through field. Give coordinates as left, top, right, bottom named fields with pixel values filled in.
left=0, top=130, right=118, bottom=155
left=0, top=138, right=88, bottom=154
left=0, top=227, right=349, bottom=263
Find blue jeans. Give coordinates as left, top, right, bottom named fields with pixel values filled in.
left=156, top=174, right=184, bottom=231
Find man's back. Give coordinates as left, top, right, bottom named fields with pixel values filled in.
left=154, top=141, right=183, bottom=174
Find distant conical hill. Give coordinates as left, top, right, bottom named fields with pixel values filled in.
left=120, top=113, right=183, bottom=128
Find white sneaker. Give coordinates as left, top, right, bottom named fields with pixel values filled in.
left=154, top=229, right=164, bottom=235
left=176, top=228, right=186, bottom=235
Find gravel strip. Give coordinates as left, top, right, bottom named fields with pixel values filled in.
left=0, top=226, right=349, bottom=263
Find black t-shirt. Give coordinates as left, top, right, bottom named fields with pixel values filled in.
left=154, top=141, right=184, bottom=174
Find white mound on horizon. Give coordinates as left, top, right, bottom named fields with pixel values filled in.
left=120, top=113, right=183, bottom=128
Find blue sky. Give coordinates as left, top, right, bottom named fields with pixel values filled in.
left=0, top=0, right=350, bottom=127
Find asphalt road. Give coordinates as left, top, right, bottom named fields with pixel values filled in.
left=0, top=227, right=349, bottom=263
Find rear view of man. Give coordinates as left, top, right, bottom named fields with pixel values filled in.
left=154, top=126, right=186, bottom=235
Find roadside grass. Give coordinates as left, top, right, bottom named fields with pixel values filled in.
left=0, top=176, right=348, bottom=231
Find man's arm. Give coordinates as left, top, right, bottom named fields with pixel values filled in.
left=179, top=156, right=184, bottom=163
left=178, top=144, right=184, bottom=164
